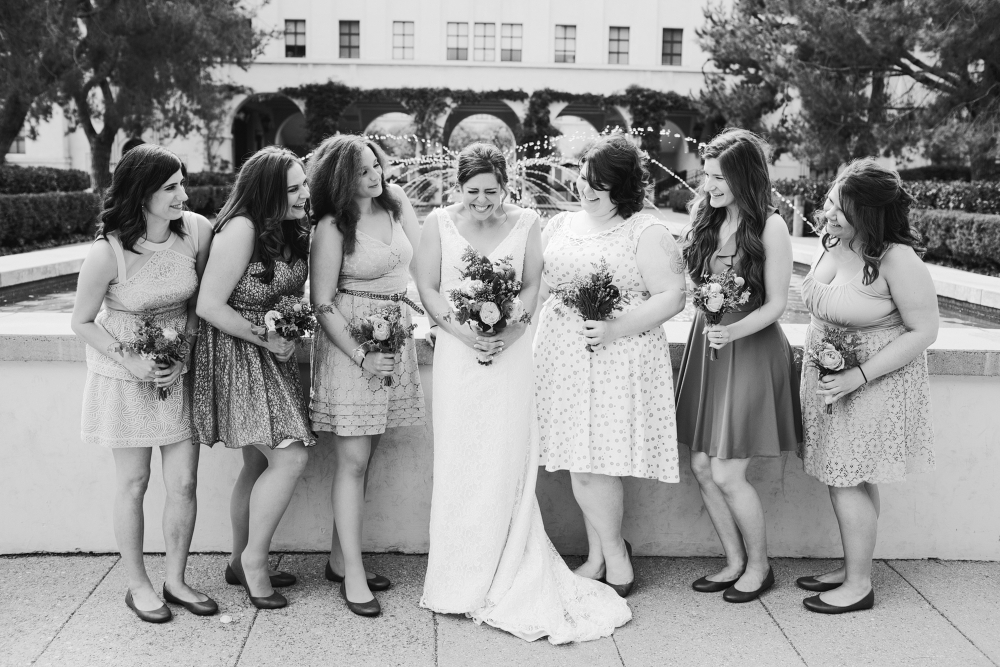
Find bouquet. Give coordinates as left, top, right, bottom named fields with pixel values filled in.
left=261, top=295, right=317, bottom=341
left=347, top=304, right=416, bottom=386
left=448, top=248, right=531, bottom=366
left=550, top=258, right=631, bottom=352
left=124, top=319, right=191, bottom=400
left=808, top=328, right=864, bottom=414
left=691, top=270, right=751, bottom=361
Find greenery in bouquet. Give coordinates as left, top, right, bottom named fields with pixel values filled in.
left=124, top=318, right=191, bottom=400
left=347, top=305, right=416, bottom=386
left=263, top=295, right=317, bottom=341
left=808, top=328, right=864, bottom=414
left=550, top=258, right=631, bottom=352
left=448, top=248, right=531, bottom=336
left=691, top=269, right=751, bottom=360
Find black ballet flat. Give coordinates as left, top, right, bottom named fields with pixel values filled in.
left=692, top=572, right=744, bottom=593
left=340, top=581, right=381, bottom=617
left=162, top=583, right=218, bottom=616
left=225, top=562, right=296, bottom=588
left=723, top=567, right=775, bottom=603
left=125, top=590, right=172, bottom=623
left=803, top=588, right=875, bottom=614
left=324, top=560, right=391, bottom=591
left=231, top=556, right=288, bottom=610
left=796, top=575, right=842, bottom=593
left=605, top=540, right=635, bottom=598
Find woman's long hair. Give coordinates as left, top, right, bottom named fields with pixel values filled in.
left=683, top=128, right=772, bottom=308
left=306, top=135, right=401, bottom=255
left=97, top=144, right=188, bottom=253
left=579, top=133, right=651, bottom=219
left=214, top=146, right=309, bottom=284
left=823, top=158, right=925, bottom=285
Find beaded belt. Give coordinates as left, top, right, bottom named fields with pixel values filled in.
left=337, top=288, right=425, bottom=315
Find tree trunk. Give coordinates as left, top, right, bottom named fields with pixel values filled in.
left=89, top=127, right=118, bottom=192
left=0, top=92, right=33, bottom=166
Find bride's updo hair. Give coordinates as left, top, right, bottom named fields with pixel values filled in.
left=456, top=142, right=509, bottom=193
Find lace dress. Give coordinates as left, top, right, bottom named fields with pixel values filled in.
left=799, top=250, right=935, bottom=487
left=310, top=218, right=425, bottom=436
left=533, top=211, right=680, bottom=482
left=420, top=208, right=631, bottom=644
left=81, top=214, right=200, bottom=448
left=191, top=255, right=315, bottom=449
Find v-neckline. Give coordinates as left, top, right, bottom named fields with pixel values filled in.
left=445, top=208, right=522, bottom=259
left=357, top=219, right=394, bottom=247
left=811, top=250, right=865, bottom=287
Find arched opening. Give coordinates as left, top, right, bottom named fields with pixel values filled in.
left=363, top=111, right=418, bottom=159
left=447, top=114, right=516, bottom=153
left=649, top=118, right=701, bottom=190
left=231, top=93, right=305, bottom=169
left=442, top=102, right=520, bottom=148
left=555, top=103, right=629, bottom=135
left=550, top=115, right=599, bottom=160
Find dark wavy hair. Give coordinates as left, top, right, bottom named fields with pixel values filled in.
left=97, top=144, right=187, bottom=253
left=579, top=132, right=651, bottom=219
left=823, top=158, right=925, bottom=285
left=306, top=134, right=401, bottom=255
left=683, top=128, right=772, bottom=308
left=214, top=146, right=309, bottom=284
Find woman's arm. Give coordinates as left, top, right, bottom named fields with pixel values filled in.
left=184, top=214, right=214, bottom=340
left=390, top=183, right=422, bottom=277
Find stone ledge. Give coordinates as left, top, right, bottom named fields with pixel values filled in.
left=0, top=243, right=89, bottom=288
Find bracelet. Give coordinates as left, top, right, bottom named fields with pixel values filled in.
left=106, top=342, right=123, bottom=357
left=352, top=347, right=367, bottom=368
left=858, top=365, right=868, bottom=383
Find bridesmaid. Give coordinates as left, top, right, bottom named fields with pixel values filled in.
left=534, top=133, right=687, bottom=597
left=798, top=158, right=937, bottom=614
left=307, top=135, right=425, bottom=617
left=72, top=144, right=216, bottom=622
left=674, top=128, right=801, bottom=603
left=193, top=146, right=314, bottom=610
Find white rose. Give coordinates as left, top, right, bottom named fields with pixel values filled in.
left=705, top=292, right=725, bottom=313
left=162, top=327, right=179, bottom=342
left=371, top=318, right=391, bottom=342
left=480, top=301, right=502, bottom=326
left=708, top=282, right=723, bottom=294
left=263, top=310, right=282, bottom=331
left=470, top=280, right=484, bottom=291
left=734, top=276, right=745, bottom=287
left=292, top=303, right=303, bottom=313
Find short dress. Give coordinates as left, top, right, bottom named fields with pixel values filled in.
left=310, top=219, right=425, bottom=437
left=191, top=254, right=315, bottom=449
left=534, top=211, right=680, bottom=483
left=674, top=228, right=802, bottom=459
left=799, top=249, right=935, bottom=487
left=81, top=214, right=200, bottom=448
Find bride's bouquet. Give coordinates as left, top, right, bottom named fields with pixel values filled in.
left=550, top=258, right=631, bottom=352
left=691, top=269, right=751, bottom=361
left=347, top=304, right=416, bottom=386
left=124, top=319, right=191, bottom=400
left=261, top=295, right=317, bottom=341
left=449, top=248, right=530, bottom=366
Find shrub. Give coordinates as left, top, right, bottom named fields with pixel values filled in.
left=666, top=186, right=697, bottom=213
left=897, top=165, right=972, bottom=182
left=906, top=181, right=1000, bottom=215
left=0, top=192, right=101, bottom=247
left=0, top=164, right=91, bottom=194
left=910, top=209, right=1000, bottom=274
left=185, top=185, right=231, bottom=218
left=186, top=171, right=236, bottom=187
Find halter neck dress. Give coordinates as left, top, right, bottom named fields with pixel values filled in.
left=799, top=247, right=935, bottom=486
left=674, top=222, right=802, bottom=459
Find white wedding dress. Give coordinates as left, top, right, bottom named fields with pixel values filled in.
left=419, top=207, right=632, bottom=644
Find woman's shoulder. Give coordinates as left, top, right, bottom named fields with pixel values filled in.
left=880, top=243, right=923, bottom=272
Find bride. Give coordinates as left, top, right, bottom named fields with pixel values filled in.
left=414, top=143, right=631, bottom=644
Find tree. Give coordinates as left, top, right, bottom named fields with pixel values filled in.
left=58, top=0, right=269, bottom=189
left=698, top=0, right=1000, bottom=177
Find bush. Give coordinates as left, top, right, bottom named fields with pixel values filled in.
left=666, top=186, right=697, bottom=213
left=186, top=171, right=236, bottom=187
left=906, top=181, right=1000, bottom=215
left=897, top=165, right=972, bottom=182
left=0, top=192, right=101, bottom=247
left=185, top=185, right=231, bottom=218
left=910, top=209, right=1000, bottom=274
left=0, top=164, right=91, bottom=194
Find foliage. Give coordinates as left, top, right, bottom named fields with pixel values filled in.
left=897, top=165, right=972, bottom=183
left=185, top=171, right=236, bottom=187
left=910, top=209, right=1000, bottom=274
left=0, top=164, right=90, bottom=194
left=0, top=191, right=100, bottom=247
left=906, top=181, right=1000, bottom=215
left=185, top=185, right=231, bottom=218
left=665, top=186, right=697, bottom=213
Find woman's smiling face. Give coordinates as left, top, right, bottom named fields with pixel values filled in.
left=461, top=172, right=504, bottom=220
left=821, top=183, right=855, bottom=241
left=576, top=162, right=616, bottom=218
left=145, top=169, right=187, bottom=222
left=285, top=163, right=309, bottom=220
left=702, top=158, right=735, bottom=209
left=354, top=146, right=384, bottom=200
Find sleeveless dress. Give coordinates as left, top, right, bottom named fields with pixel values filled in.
left=420, top=207, right=631, bottom=645
left=799, top=249, right=935, bottom=486
left=191, top=250, right=315, bottom=449
left=310, top=217, right=425, bottom=436
left=674, top=229, right=802, bottom=458
left=81, top=213, right=200, bottom=448
left=533, top=211, right=679, bottom=482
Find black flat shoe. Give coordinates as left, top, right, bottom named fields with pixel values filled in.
left=692, top=572, right=743, bottom=593
left=605, top=539, right=635, bottom=598
left=723, top=567, right=775, bottom=603
left=339, top=581, right=381, bottom=617
left=232, top=556, right=288, bottom=610
left=125, top=590, right=172, bottom=623
left=225, top=563, right=296, bottom=588
left=796, top=575, right=842, bottom=593
left=324, top=560, right=392, bottom=591
left=162, top=583, right=218, bottom=616
left=804, top=588, right=875, bottom=614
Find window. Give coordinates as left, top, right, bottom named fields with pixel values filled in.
left=662, top=28, right=682, bottom=66
left=555, top=25, right=576, bottom=63
left=340, top=21, right=360, bottom=58
left=393, top=21, right=414, bottom=60
left=8, top=133, right=25, bottom=154
left=474, top=23, right=495, bottom=61
left=609, top=26, right=629, bottom=64
left=447, top=22, right=468, bottom=60
left=501, top=23, right=522, bottom=61
left=284, top=20, right=305, bottom=58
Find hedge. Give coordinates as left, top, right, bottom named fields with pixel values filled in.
left=666, top=187, right=697, bottom=213
left=186, top=185, right=231, bottom=218
left=910, top=209, right=1000, bottom=274
left=772, top=179, right=1000, bottom=217
left=0, top=192, right=101, bottom=247
left=186, top=171, right=236, bottom=187
left=897, top=165, right=972, bottom=182
left=0, top=164, right=91, bottom=195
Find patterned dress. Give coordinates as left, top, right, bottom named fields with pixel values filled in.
left=799, top=249, right=935, bottom=486
left=310, top=218, right=425, bottom=436
left=533, top=211, right=679, bottom=483
left=191, top=255, right=315, bottom=449
left=81, top=214, right=200, bottom=448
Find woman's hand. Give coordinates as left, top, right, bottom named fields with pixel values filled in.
left=478, top=321, right=526, bottom=358
left=426, top=327, right=438, bottom=349
left=119, top=350, right=158, bottom=381
left=361, top=351, right=395, bottom=378
left=262, top=330, right=296, bottom=363
left=816, top=367, right=866, bottom=405
left=155, top=358, right=184, bottom=389
left=582, top=320, right=618, bottom=348
left=704, top=324, right=732, bottom=350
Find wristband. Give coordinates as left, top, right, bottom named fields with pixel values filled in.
left=352, top=348, right=367, bottom=368
left=107, top=342, right=123, bottom=357
left=859, top=365, right=868, bottom=384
